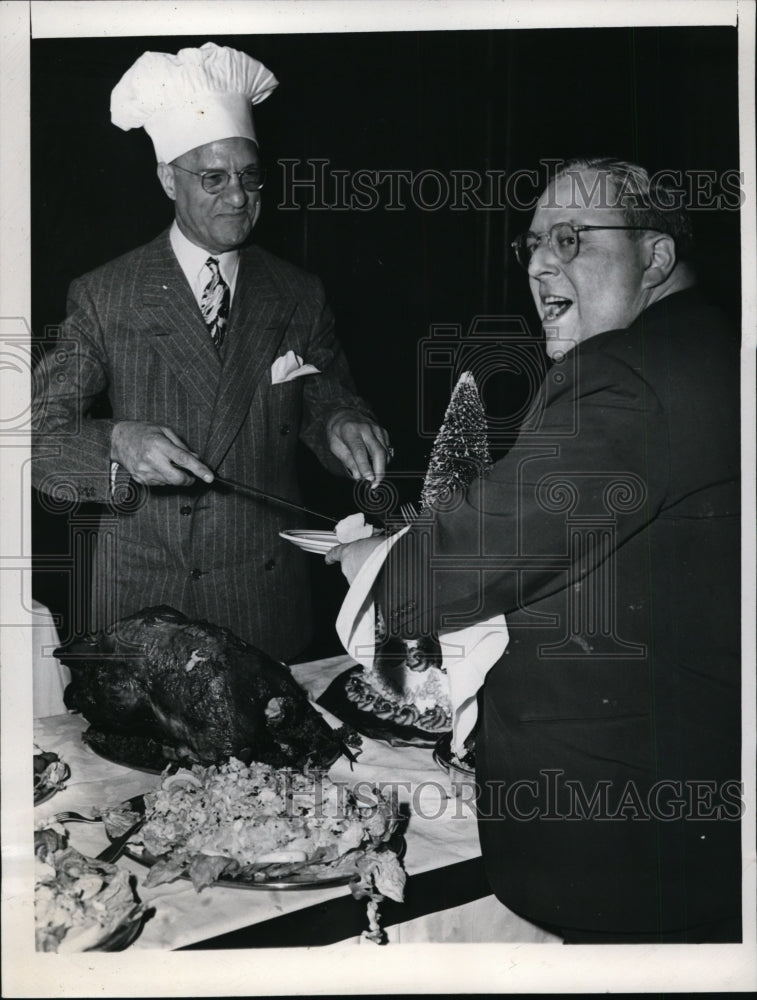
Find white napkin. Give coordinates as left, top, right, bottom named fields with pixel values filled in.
left=335, top=526, right=508, bottom=756
left=270, top=350, right=320, bottom=384
left=31, top=599, right=71, bottom=718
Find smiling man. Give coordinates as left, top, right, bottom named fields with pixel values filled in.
left=32, top=42, right=389, bottom=661
left=162, top=139, right=264, bottom=255
left=329, top=158, right=741, bottom=943
left=520, top=160, right=697, bottom=355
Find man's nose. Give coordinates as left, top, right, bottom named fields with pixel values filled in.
left=223, top=173, right=249, bottom=206
left=527, top=241, right=560, bottom=278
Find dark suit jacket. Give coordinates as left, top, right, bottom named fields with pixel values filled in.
left=32, top=230, right=374, bottom=661
left=382, top=287, right=741, bottom=937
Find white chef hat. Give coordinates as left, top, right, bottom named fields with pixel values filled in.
left=110, top=42, right=278, bottom=163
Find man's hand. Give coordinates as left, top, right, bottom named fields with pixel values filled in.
left=111, top=421, right=214, bottom=487
left=326, top=410, right=392, bottom=487
left=325, top=535, right=385, bottom=584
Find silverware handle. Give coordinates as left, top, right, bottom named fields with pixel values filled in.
left=96, top=817, right=145, bottom=864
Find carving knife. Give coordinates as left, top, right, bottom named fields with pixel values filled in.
left=212, top=475, right=338, bottom=525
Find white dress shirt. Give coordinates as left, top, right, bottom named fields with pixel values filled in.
left=169, top=220, right=240, bottom=304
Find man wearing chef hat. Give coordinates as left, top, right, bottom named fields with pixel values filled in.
left=32, top=42, right=390, bottom=661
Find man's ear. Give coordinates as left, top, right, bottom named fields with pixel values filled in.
left=156, top=162, right=176, bottom=201
left=641, top=232, right=677, bottom=289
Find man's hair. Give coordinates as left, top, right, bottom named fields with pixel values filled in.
left=553, top=157, right=695, bottom=261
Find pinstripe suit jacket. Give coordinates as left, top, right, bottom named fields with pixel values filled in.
left=32, top=229, right=374, bottom=660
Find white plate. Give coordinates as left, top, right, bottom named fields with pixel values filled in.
left=279, top=529, right=339, bottom=554
left=122, top=837, right=405, bottom=891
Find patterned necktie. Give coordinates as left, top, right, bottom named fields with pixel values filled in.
left=200, top=257, right=230, bottom=350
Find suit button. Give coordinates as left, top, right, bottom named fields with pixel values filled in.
left=180, top=505, right=192, bottom=516
left=265, top=558, right=276, bottom=571
left=280, top=424, right=290, bottom=435
left=190, top=568, right=203, bottom=580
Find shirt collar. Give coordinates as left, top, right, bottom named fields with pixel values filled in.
left=169, top=221, right=240, bottom=301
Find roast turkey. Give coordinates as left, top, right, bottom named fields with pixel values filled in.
left=57, top=606, right=358, bottom=771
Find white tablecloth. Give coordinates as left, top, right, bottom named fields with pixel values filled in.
left=33, top=655, right=559, bottom=948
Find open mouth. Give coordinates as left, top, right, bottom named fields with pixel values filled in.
left=541, top=296, right=573, bottom=322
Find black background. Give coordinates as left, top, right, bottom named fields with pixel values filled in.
left=30, top=26, right=741, bottom=657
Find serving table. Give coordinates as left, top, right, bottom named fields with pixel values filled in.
left=33, top=654, right=559, bottom=949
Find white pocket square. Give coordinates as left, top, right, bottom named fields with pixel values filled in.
left=270, top=350, right=321, bottom=384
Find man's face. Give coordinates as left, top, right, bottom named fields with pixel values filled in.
left=166, top=137, right=261, bottom=253
left=527, top=170, right=649, bottom=357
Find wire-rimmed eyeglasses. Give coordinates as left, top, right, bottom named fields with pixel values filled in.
left=511, top=223, right=654, bottom=269
left=171, top=163, right=267, bottom=194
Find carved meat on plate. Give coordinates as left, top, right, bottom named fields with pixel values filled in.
left=57, top=606, right=358, bottom=771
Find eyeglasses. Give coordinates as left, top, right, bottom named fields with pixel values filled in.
left=171, top=163, right=267, bottom=193
left=511, top=223, right=654, bottom=269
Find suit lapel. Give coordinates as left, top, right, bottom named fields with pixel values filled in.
left=137, top=232, right=223, bottom=418
left=203, top=247, right=296, bottom=470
